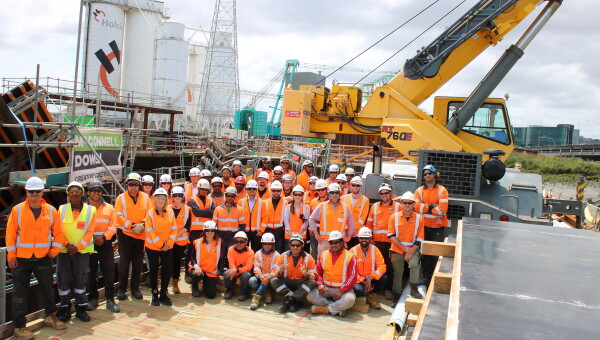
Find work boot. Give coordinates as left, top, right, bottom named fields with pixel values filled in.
left=264, top=290, right=273, bottom=304
left=151, top=290, right=160, bottom=306
left=184, top=271, right=192, bottom=284
left=310, top=305, right=330, bottom=315
left=13, top=327, right=35, bottom=340
left=87, top=298, right=98, bottom=311
left=224, top=289, right=233, bottom=300
left=288, top=298, right=302, bottom=313
left=75, top=305, right=90, bottom=322
left=131, top=288, right=143, bottom=300
left=384, top=290, right=394, bottom=300
left=191, top=283, right=201, bottom=297
left=278, top=295, right=295, bottom=314
left=367, top=293, right=381, bottom=310
left=106, top=298, right=120, bottom=313
left=249, top=294, right=262, bottom=310
left=44, top=313, right=67, bottom=330
left=171, top=278, right=181, bottom=294
left=159, top=290, right=173, bottom=306
left=116, top=289, right=127, bottom=301
left=338, top=310, right=347, bottom=317
left=410, top=283, right=423, bottom=300
left=56, top=304, right=71, bottom=323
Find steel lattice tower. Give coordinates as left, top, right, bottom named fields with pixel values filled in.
left=196, top=0, right=239, bottom=134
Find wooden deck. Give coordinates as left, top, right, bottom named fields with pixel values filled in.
left=30, top=284, right=394, bottom=340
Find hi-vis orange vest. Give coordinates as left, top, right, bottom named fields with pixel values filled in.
left=319, top=201, right=348, bottom=237
left=170, top=204, right=191, bottom=246
left=115, top=192, right=152, bottom=240
left=239, top=197, right=265, bottom=232
left=188, top=195, right=213, bottom=231
left=350, top=244, right=386, bottom=283
left=297, top=170, right=311, bottom=191
left=213, top=204, right=245, bottom=232
left=5, top=198, right=65, bottom=261
left=321, top=249, right=355, bottom=288
left=414, top=184, right=449, bottom=228
left=261, top=197, right=284, bottom=232
left=388, top=211, right=425, bottom=254
left=184, top=182, right=198, bottom=202
left=210, top=193, right=225, bottom=207
left=366, top=201, right=400, bottom=243
left=342, top=194, right=370, bottom=230
left=91, top=201, right=117, bottom=240
left=190, top=238, right=222, bottom=278
left=284, top=201, right=310, bottom=239
left=144, top=208, right=177, bottom=251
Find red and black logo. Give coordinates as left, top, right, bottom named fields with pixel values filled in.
left=93, top=9, right=106, bottom=22
left=95, top=40, right=121, bottom=97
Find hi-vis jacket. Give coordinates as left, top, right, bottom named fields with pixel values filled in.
left=272, top=251, right=317, bottom=280
left=115, top=192, right=152, bottom=240
left=350, top=244, right=386, bottom=283
left=282, top=201, right=310, bottom=239
left=414, top=184, right=449, bottom=228
left=89, top=200, right=117, bottom=241
left=144, top=208, right=177, bottom=251
left=387, top=210, right=425, bottom=254
left=341, top=194, right=370, bottom=234
left=366, top=201, right=400, bottom=243
left=59, top=203, right=96, bottom=253
left=170, top=204, right=191, bottom=246
left=261, top=197, right=285, bottom=232
left=309, top=201, right=356, bottom=238
left=213, top=203, right=246, bottom=232
left=188, top=237, right=225, bottom=278
left=253, top=249, right=279, bottom=277
left=6, top=198, right=66, bottom=261
left=187, top=195, right=213, bottom=231
left=238, top=196, right=266, bottom=232
left=316, top=249, right=357, bottom=291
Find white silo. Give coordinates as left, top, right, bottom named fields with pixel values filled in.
left=154, top=21, right=188, bottom=111
left=83, top=1, right=126, bottom=99
left=186, top=43, right=207, bottom=124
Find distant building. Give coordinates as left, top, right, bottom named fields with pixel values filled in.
left=513, top=124, right=580, bottom=147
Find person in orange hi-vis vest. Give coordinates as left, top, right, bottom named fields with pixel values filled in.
left=307, top=230, right=357, bottom=316
left=260, top=180, right=286, bottom=254
left=231, top=160, right=246, bottom=179
left=221, top=166, right=235, bottom=189
left=341, top=176, right=370, bottom=249
left=168, top=186, right=191, bottom=295
left=366, top=183, right=400, bottom=300
left=344, top=168, right=356, bottom=194
left=350, top=227, right=387, bottom=310
left=56, top=181, right=96, bottom=323
left=86, top=180, right=120, bottom=313
left=325, top=164, right=340, bottom=186
left=234, top=175, right=247, bottom=203
left=309, top=183, right=356, bottom=256
left=271, top=234, right=317, bottom=314
left=187, top=179, right=215, bottom=242
left=184, top=167, right=201, bottom=201
left=6, top=177, right=67, bottom=339
left=238, top=179, right=266, bottom=252
left=256, top=171, right=272, bottom=199
left=223, top=231, right=255, bottom=301
left=248, top=233, right=280, bottom=310
left=115, top=173, right=152, bottom=302
left=335, top=173, right=348, bottom=195
left=281, top=174, right=294, bottom=198
left=159, top=174, right=174, bottom=204
left=283, top=186, right=310, bottom=248
left=308, top=179, right=329, bottom=258
left=413, top=164, right=448, bottom=285
left=141, top=175, right=155, bottom=197
left=304, top=176, right=319, bottom=204
left=144, top=188, right=177, bottom=307
left=297, top=160, right=315, bottom=191
left=255, top=156, right=273, bottom=184
left=213, top=187, right=246, bottom=247
left=210, top=177, right=225, bottom=206
left=272, top=165, right=284, bottom=184
left=188, top=220, right=226, bottom=299
left=388, top=191, right=425, bottom=306
left=280, top=156, right=297, bottom=183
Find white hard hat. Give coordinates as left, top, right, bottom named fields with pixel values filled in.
left=335, top=173, right=347, bottom=182
left=197, top=179, right=210, bottom=189
left=329, top=164, right=339, bottom=172
left=273, top=166, right=283, bottom=172
left=160, top=174, right=172, bottom=183
left=246, top=180, right=258, bottom=189
left=270, top=180, right=283, bottom=190
left=25, top=177, right=44, bottom=190
left=154, top=188, right=168, bottom=196
left=257, top=171, right=270, bottom=180
left=345, top=168, right=355, bottom=175
left=357, top=227, right=373, bottom=238
left=232, top=160, right=242, bottom=166
left=350, top=176, right=363, bottom=185
left=171, top=186, right=185, bottom=195
left=142, top=175, right=154, bottom=183
left=309, top=176, right=319, bottom=183
left=261, top=233, right=275, bottom=243
left=189, top=167, right=201, bottom=176
left=204, top=220, right=217, bottom=230
left=315, top=179, right=328, bottom=190
left=328, top=230, right=344, bottom=241
left=234, top=231, right=248, bottom=240
left=126, top=172, right=142, bottom=183
left=221, top=166, right=232, bottom=173
left=225, top=187, right=237, bottom=195
left=378, top=183, right=392, bottom=193
left=211, top=177, right=223, bottom=184
left=282, top=174, right=293, bottom=182
left=328, top=183, right=342, bottom=192
left=200, top=169, right=212, bottom=177
left=289, top=234, right=305, bottom=245
left=67, top=181, right=84, bottom=192
left=292, top=185, right=305, bottom=194
left=302, top=160, right=314, bottom=167
left=399, top=191, right=416, bottom=202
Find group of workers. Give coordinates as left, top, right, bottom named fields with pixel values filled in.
left=5, top=155, right=447, bottom=340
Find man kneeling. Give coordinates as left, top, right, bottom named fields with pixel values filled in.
left=307, top=230, right=357, bottom=317
left=350, top=227, right=387, bottom=309
left=223, top=231, right=254, bottom=301
left=271, top=234, right=317, bottom=313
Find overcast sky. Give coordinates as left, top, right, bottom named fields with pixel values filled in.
left=2, top=0, right=599, bottom=138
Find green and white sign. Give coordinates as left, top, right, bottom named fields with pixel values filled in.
left=69, top=128, right=123, bottom=183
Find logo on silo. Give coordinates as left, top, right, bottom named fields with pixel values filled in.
left=93, top=9, right=106, bottom=22
left=95, top=40, right=121, bottom=98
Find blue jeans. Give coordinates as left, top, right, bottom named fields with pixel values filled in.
left=353, top=274, right=387, bottom=296
left=249, top=276, right=270, bottom=296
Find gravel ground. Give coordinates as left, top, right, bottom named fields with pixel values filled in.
left=543, top=181, right=600, bottom=205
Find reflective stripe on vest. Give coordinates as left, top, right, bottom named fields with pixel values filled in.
left=322, top=250, right=352, bottom=288
left=351, top=244, right=379, bottom=277
left=60, top=204, right=94, bottom=253
left=255, top=250, right=278, bottom=273
left=190, top=196, right=212, bottom=230
left=394, top=213, right=421, bottom=246
left=372, top=202, right=399, bottom=234
left=244, top=198, right=263, bottom=231
left=13, top=203, right=58, bottom=250
left=195, top=238, right=221, bottom=275
left=145, top=209, right=176, bottom=244
left=345, top=195, right=368, bottom=225
left=119, top=194, right=149, bottom=229
left=320, top=201, right=347, bottom=236
left=282, top=251, right=308, bottom=278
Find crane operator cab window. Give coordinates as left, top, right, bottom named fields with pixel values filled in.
left=448, top=101, right=511, bottom=145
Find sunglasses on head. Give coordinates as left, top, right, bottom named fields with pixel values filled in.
left=329, top=240, right=343, bottom=245
left=290, top=243, right=303, bottom=248
left=27, top=190, right=42, bottom=194
left=234, top=240, right=246, bottom=244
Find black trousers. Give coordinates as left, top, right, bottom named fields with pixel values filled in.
left=57, top=252, right=90, bottom=307
left=171, top=243, right=187, bottom=280
left=247, top=230, right=262, bottom=253
left=223, top=270, right=251, bottom=295
left=374, top=241, right=394, bottom=291
left=421, top=227, right=446, bottom=283
left=117, top=229, right=145, bottom=292
left=265, top=227, right=285, bottom=254
left=191, top=273, right=218, bottom=299
left=11, top=256, right=56, bottom=328
left=146, top=248, right=173, bottom=293
left=89, top=239, right=115, bottom=299
left=189, top=230, right=203, bottom=243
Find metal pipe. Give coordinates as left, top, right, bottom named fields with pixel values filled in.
left=387, top=282, right=412, bottom=334
left=71, top=0, right=85, bottom=122
left=515, top=0, right=562, bottom=51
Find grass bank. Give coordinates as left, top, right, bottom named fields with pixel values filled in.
left=506, top=153, right=600, bottom=184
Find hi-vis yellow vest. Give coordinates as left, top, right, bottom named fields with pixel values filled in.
left=60, top=203, right=95, bottom=254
